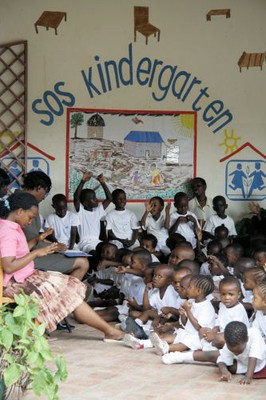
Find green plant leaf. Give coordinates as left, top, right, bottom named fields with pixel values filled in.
left=4, top=364, right=20, bottom=387
left=13, top=305, right=25, bottom=317
left=1, top=329, right=13, bottom=350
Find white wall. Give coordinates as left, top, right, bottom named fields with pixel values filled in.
left=1, top=0, right=265, bottom=220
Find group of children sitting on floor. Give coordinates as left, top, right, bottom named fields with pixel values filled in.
left=39, top=170, right=266, bottom=384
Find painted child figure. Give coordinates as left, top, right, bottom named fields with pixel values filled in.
left=204, top=195, right=237, bottom=238
left=106, top=189, right=140, bottom=249
left=44, top=193, right=79, bottom=249
left=168, top=192, right=200, bottom=249
left=140, top=197, right=171, bottom=256
left=74, top=171, right=112, bottom=253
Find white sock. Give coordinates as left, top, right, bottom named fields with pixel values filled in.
left=135, top=318, right=144, bottom=327
left=181, top=351, right=194, bottom=362
left=140, top=339, right=153, bottom=348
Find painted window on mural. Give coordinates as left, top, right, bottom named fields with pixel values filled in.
left=66, top=109, right=196, bottom=201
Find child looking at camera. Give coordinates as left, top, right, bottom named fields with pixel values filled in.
left=44, top=193, right=79, bottom=249
left=106, top=189, right=140, bottom=249
left=200, top=277, right=250, bottom=349
left=140, top=197, right=171, bottom=256
left=204, top=196, right=237, bottom=238
left=74, top=171, right=112, bottom=253
left=168, top=192, right=200, bottom=249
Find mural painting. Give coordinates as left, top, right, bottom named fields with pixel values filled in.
left=66, top=109, right=196, bottom=202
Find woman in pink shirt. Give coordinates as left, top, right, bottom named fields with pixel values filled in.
left=0, top=191, right=123, bottom=340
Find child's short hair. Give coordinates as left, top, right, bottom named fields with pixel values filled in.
left=132, top=249, right=152, bottom=266
left=166, top=233, right=186, bottom=250
left=213, top=195, right=226, bottom=206
left=174, top=191, right=188, bottom=204
left=52, top=193, right=67, bottom=205
left=177, top=259, right=200, bottom=274
left=207, top=239, right=223, bottom=254
left=112, top=188, right=125, bottom=201
left=80, top=188, right=95, bottom=203
left=155, top=264, right=174, bottom=278
left=225, top=243, right=244, bottom=258
left=214, top=224, right=229, bottom=237
left=219, top=276, right=241, bottom=291
left=117, top=248, right=132, bottom=262
left=150, top=196, right=164, bottom=208
left=141, top=233, right=158, bottom=248
left=224, top=321, right=248, bottom=347
left=190, top=274, right=214, bottom=296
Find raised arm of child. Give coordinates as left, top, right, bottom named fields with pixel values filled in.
left=73, top=171, right=93, bottom=212
left=98, top=174, right=112, bottom=210
left=164, top=202, right=171, bottom=229
left=140, top=201, right=152, bottom=228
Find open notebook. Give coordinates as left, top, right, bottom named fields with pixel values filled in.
left=64, top=250, right=91, bottom=257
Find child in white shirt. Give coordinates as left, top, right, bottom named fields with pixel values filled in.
left=44, top=193, right=79, bottom=249
left=140, top=197, right=171, bottom=255
left=74, top=171, right=112, bottom=253
left=106, top=189, right=140, bottom=249
left=200, top=276, right=250, bottom=349
left=204, top=196, right=237, bottom=237
left=168, top=192, right=200, bottom=249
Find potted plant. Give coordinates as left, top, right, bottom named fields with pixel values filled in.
left=0, top=291, right=68, bottom=400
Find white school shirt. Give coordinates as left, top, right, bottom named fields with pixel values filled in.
left=106, top=209, right=140, bottom=240
left=169, top=210, right=200, bottom=248
left=148, top=284, right=182, bottom=314
left=204, top=214, right=237, bottom=236
left=184, top=299, right=216, bottom=334
left=252, top=310, right=266, bottom=339
left=216, top=302, right=250, bottom=332
left=77, top=203, right=105, bottom=251
left=143, top=214, right=169, bottom=253
left=217, top=327, right=266, bottom=374
left=44, top=211, right=79, bottom=248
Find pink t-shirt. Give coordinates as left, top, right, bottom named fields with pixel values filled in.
left=0, top=219, right=35, bottom=286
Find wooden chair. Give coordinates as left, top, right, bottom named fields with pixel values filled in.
left=134, top=6, right=160, bottom=45
left=0, top=260, right=15, bottom=306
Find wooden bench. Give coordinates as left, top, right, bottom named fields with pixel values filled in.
left=238, top=51, right=266, bottom=72
left=206, top=9, right=230, bottom=21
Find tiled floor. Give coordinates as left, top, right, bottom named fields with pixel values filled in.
left=24, top=319, right=266, bottom=400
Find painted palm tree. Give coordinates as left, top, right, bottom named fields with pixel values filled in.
left=71, top=112, right=84, bottom=139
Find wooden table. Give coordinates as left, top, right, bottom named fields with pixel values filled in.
left=206, top=9, right=230, bottom=21
left=35, top=11, right=67, bottom=35
left=238, top=51, right=266, bottom=72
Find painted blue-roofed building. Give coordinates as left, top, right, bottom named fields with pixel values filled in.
left=124, top=131, right=164, bottom=159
